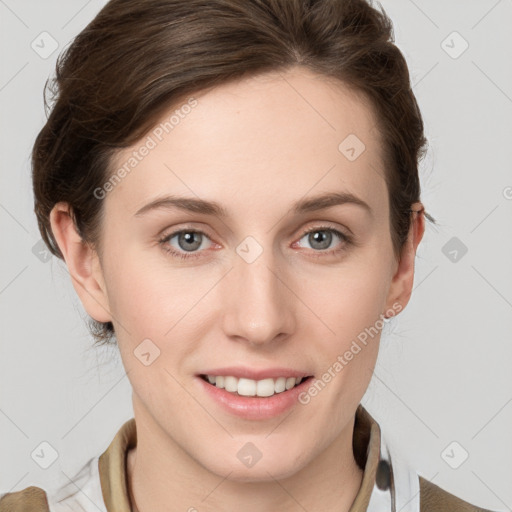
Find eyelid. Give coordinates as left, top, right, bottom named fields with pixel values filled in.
left=297, top=221, right=351, bottom=237
left=158, top=221, right=349, bottom=243
left=157, top=221, right=213, bottom=238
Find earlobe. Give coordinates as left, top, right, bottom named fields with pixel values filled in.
left=384, top=203, right=426, bottom=315
left=49, top=202, right=112, bottom=324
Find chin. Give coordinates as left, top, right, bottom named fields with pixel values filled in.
left=202, top=451, right=307, bottom=483
left=224, top=465, right=301, bottom=483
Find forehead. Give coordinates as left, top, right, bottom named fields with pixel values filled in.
left=106, top=66, right=388, bottom=220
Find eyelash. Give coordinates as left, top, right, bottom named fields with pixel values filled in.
left=158, top=225, right=352, bottom=261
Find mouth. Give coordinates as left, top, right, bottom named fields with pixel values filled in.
left=199, top=374, right=314, bottom=398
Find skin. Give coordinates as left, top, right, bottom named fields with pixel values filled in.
left=50, top=65, right=424, bottom=512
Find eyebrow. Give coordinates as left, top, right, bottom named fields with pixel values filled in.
left=134, top=191, right=372, bottom=218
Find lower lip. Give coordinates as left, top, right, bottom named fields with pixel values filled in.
left=196, top=376, right=313, bottom=420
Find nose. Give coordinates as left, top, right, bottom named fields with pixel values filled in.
left=221, top=245, right=296, bottom=348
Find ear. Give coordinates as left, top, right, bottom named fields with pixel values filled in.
left=49, top=202, right=112, bottom=324
left=384, top=203, right=425, bottom=316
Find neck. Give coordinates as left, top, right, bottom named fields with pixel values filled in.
left=127, top=402, right=364, bottom=512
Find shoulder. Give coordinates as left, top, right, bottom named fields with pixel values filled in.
left=0, top=486, right=50, bottom=512
left=419, top=476, right=497, bottom=512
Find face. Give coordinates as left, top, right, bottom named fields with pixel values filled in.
left=59, top=66, right=417, bottom=481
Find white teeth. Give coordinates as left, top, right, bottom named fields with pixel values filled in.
left=224, top=376, right=238, bottom=392
left=256, top=378, right=275, bottom=397
left=205, top=375, right=306, bottom=397
left=238, top=378, right=256, bottom=396
left=285, top=377, right=296, bottom=390
left=274, top=377, right=286, bottom=393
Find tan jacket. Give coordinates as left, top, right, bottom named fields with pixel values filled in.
left=0, top=405, right=496, bottom=511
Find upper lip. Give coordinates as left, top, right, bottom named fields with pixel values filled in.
left=198, top=367, right=313, bottom=380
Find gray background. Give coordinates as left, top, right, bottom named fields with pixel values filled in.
left=0, top=0, right=511, bottom=509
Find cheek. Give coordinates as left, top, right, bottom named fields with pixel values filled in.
left=95, top=235, right=171, bottom=400
left=310, top=255, right=392, bottom=330
left=102, top=241, right=192, bottom=336
left=302, top=249, right=393, bottom=372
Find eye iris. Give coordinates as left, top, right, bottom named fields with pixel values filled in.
left=309, top=230, right=332, bottom=250
left=178, top=231, right=202, bottom=252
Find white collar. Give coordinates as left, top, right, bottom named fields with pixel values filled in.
left=46, top=455, right=106, bottom=512
left=367, top=429, right=420, bottom=512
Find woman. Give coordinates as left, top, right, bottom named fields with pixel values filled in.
left=0, top=0, right=498, bottom=511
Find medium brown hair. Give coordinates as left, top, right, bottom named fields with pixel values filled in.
left=33, top=0, right=430, bottom=346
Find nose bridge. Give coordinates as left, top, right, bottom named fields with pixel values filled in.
left=222, top=235, right=295, bottom=345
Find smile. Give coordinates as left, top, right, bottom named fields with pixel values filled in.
left=200, top=374, right=313, bottom=397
